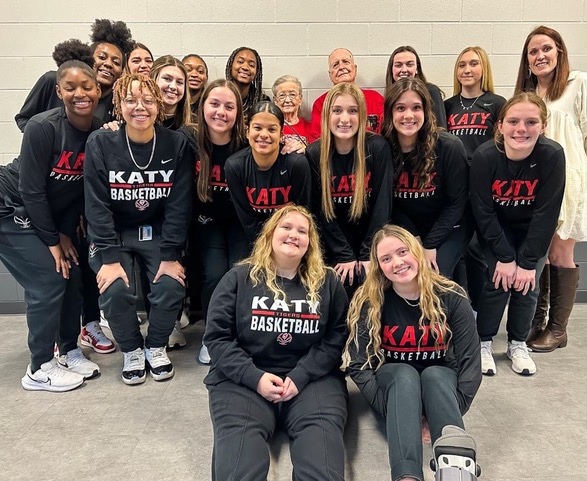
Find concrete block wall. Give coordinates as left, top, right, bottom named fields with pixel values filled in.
left=0, top=1, right=586, bottom=309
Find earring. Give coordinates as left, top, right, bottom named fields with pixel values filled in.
left=525, top=67, right=532, bottom=80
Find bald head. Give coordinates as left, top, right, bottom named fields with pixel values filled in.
left=328, top=48, right=357, bottom=85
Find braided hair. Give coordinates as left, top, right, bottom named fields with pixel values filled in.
left=225, top=46, right=265, bottom=118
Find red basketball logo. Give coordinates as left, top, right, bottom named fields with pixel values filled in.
left=277, top=333, right=292, bottom=346
left=135, top=199, right=149, bottom=211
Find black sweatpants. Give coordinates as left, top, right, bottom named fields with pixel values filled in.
left=476, top=230, right=547, bottom=343
left=435, top=224, right=472, bottom=280
left=89, top=226, right=184, bottom=352
left=78, top=233, right=101, bottom=326
left=0, top=213, right=82, bottom=371
left=207, top=375, right=348, bottom=481
left=194, top=217, right=248, bottom=319
left=376, top=363, right=464, bottom=481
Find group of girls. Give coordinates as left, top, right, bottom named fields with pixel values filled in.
left=2, top=18, right=585, bottom=481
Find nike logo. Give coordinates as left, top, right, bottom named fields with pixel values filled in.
left=530, top=162, right=537, bottom=168
left=483, top=103, right=493, bottom=106
left=28, top=373, right=50, bottom=385
left=280, top=170, right=287, bottom=175
left=161, top=158, right=173, bottom=164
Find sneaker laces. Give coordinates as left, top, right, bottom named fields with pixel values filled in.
left=64, top=347, right=87, bottom=366
left=510, top=342, right=530, bottom=359
left=85, top=322, right=110, bottom=344
left=124, top=350, right=144, bottom=371
left=480, top=341, right=493, bottom=356
left=150, top=346, right=167, bottom=361
left=41, top=360, right=72, bottom=379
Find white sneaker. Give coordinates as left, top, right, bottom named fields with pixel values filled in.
left=167, top=321, right=187, bottom=349
left=145, top=346, right=174, bottom=381
left=480, top=340, right=496, bottom=376
left=21, top=358, right=85, bottom=392
left=178, top=309, right=190, bottom=329
left=80, top=321, right=116, bottom=354
left=122, top=348, right=146, bottom=385
left=507, top=340, right=536, bottom=376
left=58, top=347, right=100, bottom=379
left=198, top=342, right=211, bottom=365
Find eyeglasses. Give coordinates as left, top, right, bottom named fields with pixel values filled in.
left=275, top=92, right=299, bottom=102
left=122, top=97, right=157, bottom=107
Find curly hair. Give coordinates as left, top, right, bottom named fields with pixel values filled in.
left=150, top=55, right=193, bottom=129
left=238, top=205, right=327, bottom=307
left=514, top=25, right=571, bottom=102
left=452, top=46, right=496, bottom=96
left=342, top=224, right=463, bottom=371
left=52, top=39, right=94, bottom=68
left=225, top=47, right=265, bottom=117
left=112, top=73, right=165, bottom=124
left=319, top=83, right=368, bottom=222
left=382, top=77, right=438, bottom=190
left=194, top=79, right=245, bottom=202
left=90, top=18, right=134, bottom=55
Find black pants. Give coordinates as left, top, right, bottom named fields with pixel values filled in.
left=376, top=363, right=463, bottom=481
left=194, top=216, right=248, bottom=320
left=0, top=213, right=82, bottom=371
left=476, top=231, right=547, bottom=343
left=435, top=224, right=471, bottom=280
left=89, top=226, right=184, bottom=352
left=464, top=231, right=486, bottom=311
left=207, top=375, right=348, bottom=481
left=78, top=233, right=101, bottom=326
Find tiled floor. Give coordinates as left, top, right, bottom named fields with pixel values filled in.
left=1, top=306, right=586, bottom=481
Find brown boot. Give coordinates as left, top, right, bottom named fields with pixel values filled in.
left=527, top=265, right=550, bottom=342
left=529, top=265, right=580, bottom=352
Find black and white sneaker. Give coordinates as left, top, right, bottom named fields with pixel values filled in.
left=145, top=346, right=175, bottom=381
left=122, top=348, right=146, bottom=385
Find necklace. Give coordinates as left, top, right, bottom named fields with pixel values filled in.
left=126, top=129, right=156, bottom=171
left=393, top=287, right=420, bottom=307
left=459, top=94, right=482, bottom=111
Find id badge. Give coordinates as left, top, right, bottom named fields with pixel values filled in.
left=138, top=225, right=153, bottom=242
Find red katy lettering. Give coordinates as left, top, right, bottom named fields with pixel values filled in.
left=56, top=151, right=73, bottom=169
left=382, top=326, right=399, bottom=346
left=399, top=326, right=417, bottom=346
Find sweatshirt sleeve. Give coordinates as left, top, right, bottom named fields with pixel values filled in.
left=15, top=73, right=56, bottom=133
left=288, top=153, right=312, bottom=210
left=422, top=135, right=468, bottom=249
left=428, top=83, right=447, bottom=129
left=469, top=146, right=515, bottom=263
left=18, top=119, right=60, bottom=246
left=287, top=272, right=349, bottom=391
left=346, top=306, right=386, bottom=417
left=84, top=133, right=122, bottom=264
left=518, top=145, right=565, bottom=269
left=160, top=138, right=193, bottom=261
left=359, top=136, right=394, bottom=261
left=203, top=268, right=266, bottom=391
left=306, top=143, right=356, bottom=263
left=224, top=152, right=263, bottom=244
left=445, top=292, right=482, bottom=415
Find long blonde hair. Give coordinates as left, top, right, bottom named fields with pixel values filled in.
left=319, top=83, right=368, bottom=221
left=452, top=46, right=496, bottom=96
left=239, top=205, right=327, bottom=307
left=342, top=225, right=464, bottom=370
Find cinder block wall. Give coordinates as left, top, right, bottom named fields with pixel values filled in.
left=0, top=1, right=586, bottom=309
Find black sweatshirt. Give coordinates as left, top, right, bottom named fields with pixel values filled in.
left=470, top=137, right=565, bottom=270
left=84, top=124, right=193, bottom=264
left=224, top=147, right=312, bottom=243
left=444, top=92, right=506, bottom=163
left=15, top=71, right=115, bottom=132
left=392, top=132, right=468, bottom=249
left=0, top=107, right=101, bottom=245
left=306, top=134, right=393, bottom=263
left=347, top=288, right=481, bottom=416
left=427, top=83, right=447, bottom=130
left=203, top=264, right=349, bottom=392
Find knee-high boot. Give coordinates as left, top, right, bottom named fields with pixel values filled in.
left=527, top=264, right=550, bottom=342
left=528, top=265, right=580, bottom=352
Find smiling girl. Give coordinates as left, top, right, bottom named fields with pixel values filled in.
left=204, top=205, right=349, bottom=481
left=125, top=42, right=154, bottom=77
left=306, top=83, right=393, bottom=290
left=182, top=54, right=209, bottom=115
left=470, top=92, right=565, bottom=376
left=0, top=61, right=103, bottom=391
left=382, top=78, right=469, bottom=279
left=150, top=55, right=192, bottom=130
left=225, top=101, right=311, bottom=245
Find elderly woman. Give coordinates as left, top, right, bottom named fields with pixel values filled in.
left=272, top=75, right=311, bottom=152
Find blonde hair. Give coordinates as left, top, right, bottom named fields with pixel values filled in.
left=113, top=73, right=165, bottom=124
left=342, top=225, right=463, bottom=370
left=239, top=205, right=327, bottom=307
left=319, top=83, right=368, bottom=221
left=452, top=46, right=495, bottom=96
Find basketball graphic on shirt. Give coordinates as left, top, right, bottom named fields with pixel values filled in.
left=277, top=333, right=293, bottom=345
left=135, top=199, right=149, bottom=211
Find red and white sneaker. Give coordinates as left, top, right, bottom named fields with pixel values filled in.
left=80, top=321, right=116, bottom=354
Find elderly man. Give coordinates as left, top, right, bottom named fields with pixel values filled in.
left=309, top=48, right=384, bottom=142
